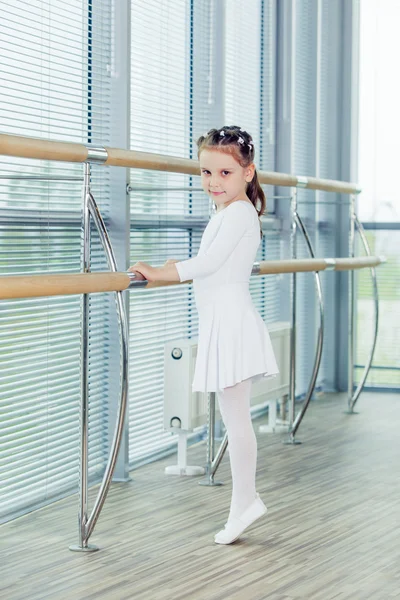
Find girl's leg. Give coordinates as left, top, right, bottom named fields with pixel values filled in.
left=217, top=377, right=258, bottom=520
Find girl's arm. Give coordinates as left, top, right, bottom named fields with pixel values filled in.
left=175, top=202, right=251, bottom=282
left=129, top=203, right=251, bottom=283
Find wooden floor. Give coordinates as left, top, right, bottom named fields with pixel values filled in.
left=1, top=392, right=400, bottom=600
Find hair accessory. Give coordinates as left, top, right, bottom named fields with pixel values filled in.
left=239, top=127, right=245, bottom=132
left=219, top=130, right=225, bottom=136
left=248, top=144, right=253, bottom=150
left=237, top=136, right=244, bottom=144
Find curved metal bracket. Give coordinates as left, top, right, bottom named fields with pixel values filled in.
left=82, top=193, right=129, bottom=542
left=286, top=212, right=324, bottom=442
left=211, top=431, right=228, bottom=475
left=348, top=216, right=379, bottom=412
left=71, top=161, right=129, bottom=552
left=199, top=392, right=224, bottom=486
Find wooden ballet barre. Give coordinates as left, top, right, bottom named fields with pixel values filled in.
left=0, top=272, right=130, bottom=300
left=0, top=133, right=359, bottom=195
left=0, top=257, right=385, bottom=300
left=256, top=256, right=385, bottom=275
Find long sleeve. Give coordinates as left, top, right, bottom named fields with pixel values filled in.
left=175, top=202, right=252, bottom=282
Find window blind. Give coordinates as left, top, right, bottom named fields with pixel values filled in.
left=225, top=0, right=262, bottom=154
left=315, top=0, right=341, bottom=392
left=225, top=0, right=277, bottom=210
left=291, top=0, right=347, bottom=397
left=0, top=0, right=112, bottom=522
left=292, top=0, right=318, bottom=397
left=129, top=0, right=209, bottom=465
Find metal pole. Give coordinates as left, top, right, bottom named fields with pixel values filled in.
left=199, top=392, right=223, bottom=486
left=289, top=189, right=297, bottom=428
left=70, top=163, right=98, bottom=552
left=347, top=194, right=356, bottom=412
left=211, top=431, right=228, bottom=476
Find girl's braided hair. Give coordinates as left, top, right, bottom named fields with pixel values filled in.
left=196, top=125, right=266, bottom=239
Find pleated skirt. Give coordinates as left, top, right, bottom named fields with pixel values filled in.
left=192, top=283, right=280, bottom=393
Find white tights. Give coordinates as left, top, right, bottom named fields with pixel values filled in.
left=217, top=378, right=258, bottom=520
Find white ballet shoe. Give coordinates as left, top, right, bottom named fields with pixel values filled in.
left=214, top=493, right=267, bottom=545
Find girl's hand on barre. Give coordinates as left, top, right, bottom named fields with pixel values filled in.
left=129, top=262, right=158, bottom=282
left=129, top=260, right=181, bottom=283
left=163, top=259, right=179, bottom=266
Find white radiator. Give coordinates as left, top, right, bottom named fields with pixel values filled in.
left=163, top=321, right=290, bottom=432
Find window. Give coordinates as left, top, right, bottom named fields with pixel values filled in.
left=0, top=0, right=113, bottom=521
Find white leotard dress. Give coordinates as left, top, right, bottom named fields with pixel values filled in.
left=175, top=200, right=279, bottom=393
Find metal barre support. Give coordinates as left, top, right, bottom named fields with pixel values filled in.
left=211, top=431, right=228, bottom=476
left=84, top=194, right=129, bottom=540
left=346, top=209, right=379, bottom=412
left=347, top=195, right=356, bottom=412
left=289, top=191, right=297, bottom=431
left=286, top=213, right=324, bottom=442
left=69, top=163, right=97, bottom=553
left=69, top=161, right=129, bottom=551
left=199, top=392, right=223, bottom=486
left=85, top=146, right=108, bottom=164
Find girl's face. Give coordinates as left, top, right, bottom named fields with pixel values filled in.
left=199, top=149, right=255, bottom=209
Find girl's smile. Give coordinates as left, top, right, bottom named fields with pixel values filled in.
left=199, top=148, right=255, bottom=208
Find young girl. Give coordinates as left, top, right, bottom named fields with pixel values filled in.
left=130, top=125, right=279, bottom=545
